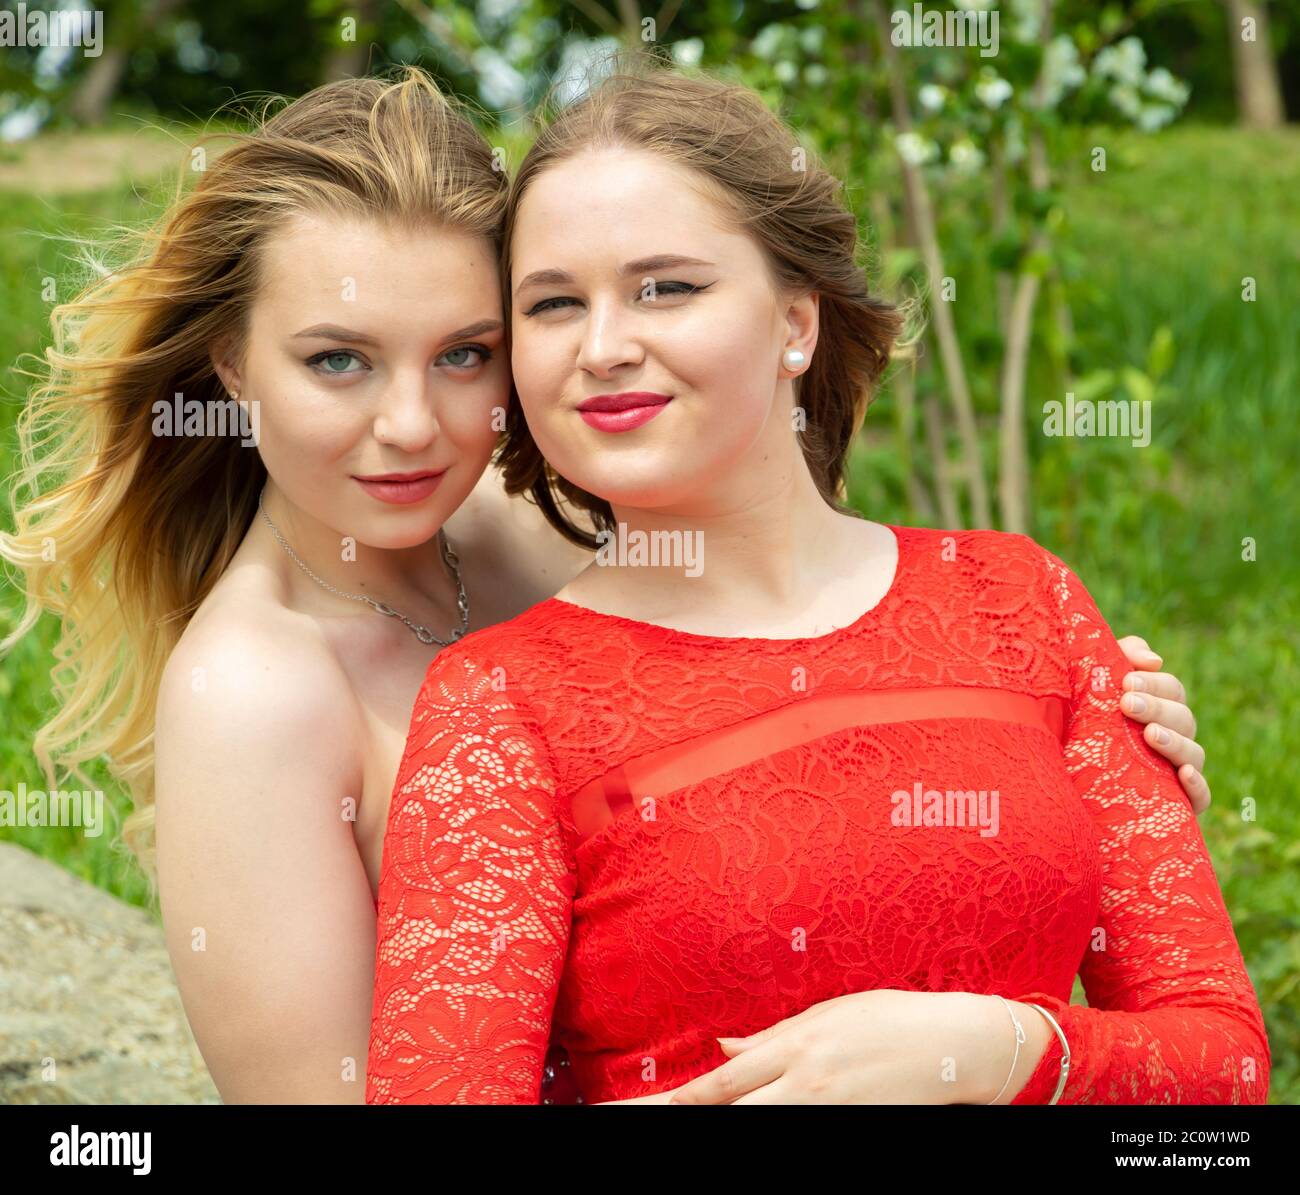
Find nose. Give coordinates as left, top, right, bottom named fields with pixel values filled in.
left=575, top=294, right=644, bottom=378
left=372, top=367, right=439, bottom=453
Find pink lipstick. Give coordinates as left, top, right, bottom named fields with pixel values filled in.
left=576, top=391, right=672, bottom=433
left=353, top=469, right=448, bottom=505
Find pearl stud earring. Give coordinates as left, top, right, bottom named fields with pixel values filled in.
left=783, top=348, right=807, bottom=372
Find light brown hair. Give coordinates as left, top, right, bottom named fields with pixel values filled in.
left=495, top=57, right=904, bottom=549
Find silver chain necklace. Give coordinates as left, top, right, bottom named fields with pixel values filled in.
left=257, top=485, right=469, bottom=646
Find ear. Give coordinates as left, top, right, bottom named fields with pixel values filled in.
left=779, top=291, right=819, bottom=378
left=210, top=335, right=243, bottom=398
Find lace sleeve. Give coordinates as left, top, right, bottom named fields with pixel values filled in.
left=366, top=650, right=575, bottom=1104
left=1009, top=545, right=1270, bottom=1104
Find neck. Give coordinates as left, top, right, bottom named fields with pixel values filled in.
left=256, top=481, right=459, bottom=626
left=602, top=438, right=852, bottom=616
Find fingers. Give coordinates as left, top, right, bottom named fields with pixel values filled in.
left=1117, top=635, right=1163, bottom=669
left=1119, top=666, right=1208, bottom=808
left=667, top=1043, right=782, bottom=1104
left=1122, top=669, right=1187, bottom=705
left=1137, top=717, right=1206, bottom=774
left=1178, top=765, right=1212, bottom=816
left=1121, top=684, right=1196, bottom=740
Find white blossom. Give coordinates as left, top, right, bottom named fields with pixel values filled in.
left=895, top=131, right=940, bottom=166
left=472, top=47, right=527, bottom=110
left=799, top=25, right=825, bottom=53
left=1108, top=82, right=1142, bottom=121
left=553, top=37, right=620, bottom=105
left=1094, top=37, right=1147, bottom=88
left=949, top=139, right=985, bottom=173
left=1144, top=66, right=1190, bottom=107
left=1, top=99, right=47, bottom=143
left=753, top=25, right=786, bottom=61
left=975, top=73, right=1014, bottom=109
left=1040, top=35, right=1087, bottom=108
left=1003, top=114, right=1027, bottom=164
left=1007, top=0, right=1042, bottom=43
left=479, top=0, right=525, bottom=22
left=1137, top=103, right=1177, bottom=132
left=918, top=84, right=948, bottom=114
left=671, top=38, right=704, bottom=67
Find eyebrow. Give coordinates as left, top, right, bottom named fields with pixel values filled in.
left=291, top=319, right=504, bottom=346
left=513, top=255, right=716, bottom=297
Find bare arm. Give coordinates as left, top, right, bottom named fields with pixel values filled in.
left=154, top=619, right=376, bottom=1103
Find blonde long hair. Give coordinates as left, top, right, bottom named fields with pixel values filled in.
left=1, top=67, right=507, bottom=886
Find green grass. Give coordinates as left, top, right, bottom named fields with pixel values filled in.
left=0, top=186, right=161, bottom=908
left=3, top=123, right=1297, bottom=1101
left=851, top=123, right=1300, bottom=1101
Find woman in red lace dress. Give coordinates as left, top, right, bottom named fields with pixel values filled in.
left=366, top=66, right=1269, bottom=1105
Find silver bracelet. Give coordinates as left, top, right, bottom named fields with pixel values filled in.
left=1026, top=1002, right=1071, bottom=1105
left=985, top=994, right=1026, bottom=1105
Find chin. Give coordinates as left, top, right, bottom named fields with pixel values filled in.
left=379, top=523, right=449, bottom=551
left=352, top=508, right=451, bottom=551
left=566, top=466, right=704, bottom=513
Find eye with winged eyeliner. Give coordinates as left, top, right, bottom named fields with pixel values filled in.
left=513, top=254, right=718, bottom=297
left=521, top=281, right=715, bottom=318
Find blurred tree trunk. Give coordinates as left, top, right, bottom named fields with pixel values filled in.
left=68, top=0, right=180, bottom=125
left=923, top=394, right=961, bottom=527
left=868, top=0, right=990, bottom=528
left=1223, top=0, right=1286, bottom=128
left=324, top=0, right=382, bottom=81
left=989, top=136, right=1013, bottom=339
left=598, top=0, right=687, bottom=43
left=855, top=71, right=938, bottom=521
left=394, top=0, right=476, bottom=73
left=998, top=250, right=1040, bottom=535
left=996, top=0, right=1056, bottom=535
left=897, top=185, right=961, bottom=527
left=894, top=362, right=936, bottom=521
left=616, top=0, right=641, bottom=35
left=68, top=46, right=129, bottom=125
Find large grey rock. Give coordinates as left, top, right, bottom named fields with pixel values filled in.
left=0, top=843, right=220, bottom=1104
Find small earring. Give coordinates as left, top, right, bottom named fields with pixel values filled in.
left=783, top=348, right=807, bottom=372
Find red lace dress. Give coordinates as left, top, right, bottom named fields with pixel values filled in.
left=367, top=526, right=1269, bottom=1105
left=369, top=897, right=581, bottom=1103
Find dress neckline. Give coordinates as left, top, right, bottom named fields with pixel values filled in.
left=538, top=523, right=906, bottom=646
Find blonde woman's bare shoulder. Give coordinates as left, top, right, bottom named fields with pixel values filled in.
left=155, top=567, right=363, bottom=784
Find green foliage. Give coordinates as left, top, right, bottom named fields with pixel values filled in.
left=0, top=13, right=1294, bottom=1100
left=850, top=125, right=1299, bottom=1100
left=0, top=186, right=159, bottom=907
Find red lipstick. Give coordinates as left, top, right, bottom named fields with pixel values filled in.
left=576, top=391, right=672, bottom=433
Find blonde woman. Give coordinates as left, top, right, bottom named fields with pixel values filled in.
left=3, top=67, right=1208, bottom=1105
